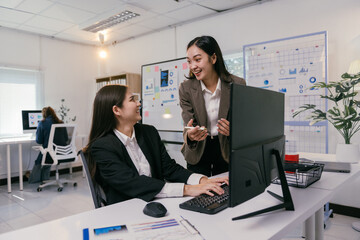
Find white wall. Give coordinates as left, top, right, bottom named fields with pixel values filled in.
left=0, top=28, right=98, bottom=178
left=107, top=0, right=360, bottom=152
left=0, top=28, right=98, bottom=136
left=106, top=0, right=360, bottom=207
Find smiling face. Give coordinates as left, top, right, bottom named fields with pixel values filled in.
left=186, top=45, right=217, bottom=82
left=113, top=90, right=141, bottom=125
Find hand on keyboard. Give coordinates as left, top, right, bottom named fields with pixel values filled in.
left=183, top=176, right=228, bottom=197
left=180, top=184, right=230, bottom=214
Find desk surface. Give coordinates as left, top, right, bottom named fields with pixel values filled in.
left=298, top=152, right=360, bottom=191
left=0, top=184, right=332, bottom=240
left=2, top=153, right=359, bottom=240
left=0, top=136, right=35, bottom=144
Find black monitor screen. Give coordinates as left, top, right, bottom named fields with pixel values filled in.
left=229, top=84, right=285, bottom=208
left=22, top=110, right=42, bottom=131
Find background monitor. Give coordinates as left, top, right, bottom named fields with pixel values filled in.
left=229, top=84, right=292, bottom=216
left=22, top=110, right=42, bottom=134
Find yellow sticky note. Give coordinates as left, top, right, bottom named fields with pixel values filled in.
left=165, top=108, right=171, bottom=114
left=155, top=93, right=160, bottom=99
left=146, top=66, right=151, bottom=72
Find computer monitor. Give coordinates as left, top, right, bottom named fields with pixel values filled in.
left=22, top=110, right=42, bottom=134
left=228, top=84, right=294, bottom=220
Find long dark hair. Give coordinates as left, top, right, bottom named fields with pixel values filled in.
left=42, top=106, right=63, bottom=123
left=186, top=35, right=230, bottom=80
left=84, top=84, right=128, bottom=178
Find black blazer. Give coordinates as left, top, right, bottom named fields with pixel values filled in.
left=91, top=123, right=192, bottom=205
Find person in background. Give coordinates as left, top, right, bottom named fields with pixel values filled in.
left=179, top=35, right=246, bottom=176
left=83, top=85, right=228, bottom=205
left=28, top=106, right=63, bottom=183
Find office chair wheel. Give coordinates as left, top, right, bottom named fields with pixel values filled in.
left=57, top=187, right=63, bottom=192
left=37, top=187, right=42, bottom=192
left=73, top=183, right=77, bottom=187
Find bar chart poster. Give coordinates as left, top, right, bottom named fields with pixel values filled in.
left=243, top=31, right=328, bottom=153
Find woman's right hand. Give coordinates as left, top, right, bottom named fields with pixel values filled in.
left=183, top=182, right=226, bottom=197
left=186, top=119, right=208, bottom=142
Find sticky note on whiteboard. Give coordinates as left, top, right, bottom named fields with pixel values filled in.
left=145, top=111, right=149, bottom=117
left=146, top=66, right=151, bottom=72
left=155, top=93, right=160, bottom=99
left=182, top=62, right=188, bottom=70
left=155, top=66, right=159, bottom=72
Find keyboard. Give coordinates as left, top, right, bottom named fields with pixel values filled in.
left=179, top=184, right=229, bottom=214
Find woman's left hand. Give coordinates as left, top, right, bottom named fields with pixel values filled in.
left=217, top=118, right=230, bottom=136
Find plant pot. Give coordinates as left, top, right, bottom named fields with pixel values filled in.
left=336, top=143, right=359, bottom=163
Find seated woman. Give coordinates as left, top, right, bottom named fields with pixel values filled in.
left=84, top=85, right=228, bottom=205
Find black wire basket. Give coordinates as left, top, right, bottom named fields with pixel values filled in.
left=272, top=162, right=325, bottom=188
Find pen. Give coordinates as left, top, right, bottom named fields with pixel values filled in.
left=184, top=126, right=207, bottom=130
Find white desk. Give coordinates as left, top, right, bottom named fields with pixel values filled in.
left=297, top=152, right=360, bottom=238
left=0, top=136, right=36, bottom=193
left=0, top=184, right=332, bottom=240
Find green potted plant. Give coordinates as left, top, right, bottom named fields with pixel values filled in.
left=292, top=72, right=360, bottom=162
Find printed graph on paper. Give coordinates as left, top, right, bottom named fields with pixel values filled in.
left=244, top=31, right=328, bottom=153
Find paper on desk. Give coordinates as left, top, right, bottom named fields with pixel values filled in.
left=90, top=217, right=203, bottom=240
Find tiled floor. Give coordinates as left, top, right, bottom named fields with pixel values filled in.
left=0, top=172, right=93, bottom=234
left=0, top=172, right=359, bottom=239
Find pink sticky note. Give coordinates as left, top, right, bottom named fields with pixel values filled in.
left=145, top=111, right=149, bottom=117
left=182, top=62, right=188, bottom=70
left=155, top=66, right=159, bottom=72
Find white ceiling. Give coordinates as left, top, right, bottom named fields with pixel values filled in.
left=0, top=0, right=264, bottom=46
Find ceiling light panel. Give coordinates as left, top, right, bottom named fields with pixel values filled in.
left=125, top=0, right=192, bottom=14
left=82, top=10, right=140, bottom=33
left=24, top=15, right=74, bottom=32
left=197, top=0, right=258, bottom=11
left=40, top=3, right=96, bottom=24
left=16, top=0, right=54, bottom=14
left=164, top=4, right=215, bottom=22
left=55, top=0, right=125, bottom=14
left=0, top=8, right=33, bottom=24
left=0, top=0, right=23, bottom=8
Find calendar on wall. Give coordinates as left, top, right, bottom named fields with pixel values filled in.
left=243, top=31, right=328, bottom=153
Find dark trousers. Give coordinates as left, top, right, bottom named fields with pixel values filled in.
left=187, top=136, right=228, bottom=177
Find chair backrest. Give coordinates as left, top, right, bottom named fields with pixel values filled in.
left=43, top=124, right=77, bottom=165
left=78, top=150, right=107, bottom=209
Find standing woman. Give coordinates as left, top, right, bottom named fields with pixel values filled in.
left=179, top=36, right=246, bottom=176
left=28, top=106, right=63, bottom=183
left=83, top=85, right=228, bottom=205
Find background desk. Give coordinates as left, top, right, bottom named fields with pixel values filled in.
left=0, top=184, right=332, bottom=240
left=0, top=136, right=35, bottom=192
left=299, top=152, right=360, bottom=209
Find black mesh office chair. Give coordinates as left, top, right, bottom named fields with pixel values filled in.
left=78, top=150, right=107, bottom=209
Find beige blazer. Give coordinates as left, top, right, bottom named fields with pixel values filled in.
left=179, top=74, right=246, bottom=165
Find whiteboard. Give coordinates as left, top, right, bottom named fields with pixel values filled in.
left=141, top=58, right=188, bottom=131
left=243, top=31, right=328, bottom=153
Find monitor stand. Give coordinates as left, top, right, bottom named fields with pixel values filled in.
left=232, top=149, right=294, bottom=220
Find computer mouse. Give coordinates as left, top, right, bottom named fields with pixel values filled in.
left=143, top=202, right=167, bottom=218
